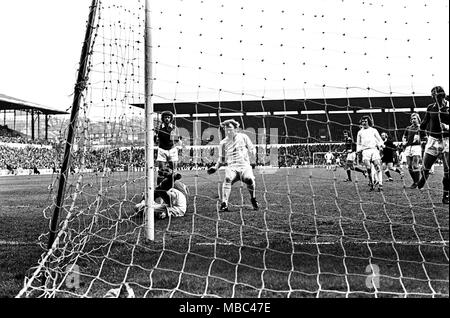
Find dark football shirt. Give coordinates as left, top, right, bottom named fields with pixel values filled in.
left=403, top=124, right=424, bottom=146
left=157, top=124, right=178, bottom=150
left=420, top=102, right=449, bottom=139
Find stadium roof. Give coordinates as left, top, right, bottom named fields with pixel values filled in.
left=131, top=95, right=433, bottom=115
left=0, top=93, right=68, bottom=115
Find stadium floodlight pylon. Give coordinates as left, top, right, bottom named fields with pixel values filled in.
left=17, top=0, right=448, bottom=298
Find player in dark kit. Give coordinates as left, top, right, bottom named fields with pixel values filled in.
left=416, top=86, right=449, bottom=204
left=402, top=113, right=426, bottom=188
left=155, top=111, right=181, bottom=184
left=380, top=132, right=404, bottom=182
left=135, top=167, right=189, bottom=219
left=342, top=131, right=367, bottom=182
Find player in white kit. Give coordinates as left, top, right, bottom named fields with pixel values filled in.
left=356, top=116, right=385, bottom=191
left=207, top=119, right=259, bottom=212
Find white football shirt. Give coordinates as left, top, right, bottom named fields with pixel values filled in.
left=219, top=133, right=255, bottom=168
left=357, top=127, right=384, bottom=152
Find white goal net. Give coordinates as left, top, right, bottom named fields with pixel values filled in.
left=18, top=0, right=448, bottom=298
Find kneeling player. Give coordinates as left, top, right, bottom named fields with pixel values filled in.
left=207, top=119, right=259, bottom=212
left=135, top=168, right=189, bottom=219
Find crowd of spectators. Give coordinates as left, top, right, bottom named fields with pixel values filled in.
left=0, top=145, right=59, bottom=171
left=0, top=125, right=54, bottom=146
left=1, top=140, right=349, bottom=174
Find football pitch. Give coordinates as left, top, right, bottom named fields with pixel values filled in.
left=1, top=167, right=448, bottom=298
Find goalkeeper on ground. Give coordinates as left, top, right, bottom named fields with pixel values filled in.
left=135, top=167, right=189, bottom=220
left=207, top=119, right=259, bottom=212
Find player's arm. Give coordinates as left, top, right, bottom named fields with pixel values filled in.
left=171, top=126, right=181, bottom=143
left=207, top=143, right=226, bottom=174
left=402, top=129, right=408, bottom=146
left=441, top=112, right=449, bottom=131
left=154, top=127, right=160, bottom=145
left=420, top=107, right=431, bottom=132
left=244, top=134, right=257, bottom=167
left=374, top=129, right=384, bottom=149
left=356, top=131, right=362, bottom=153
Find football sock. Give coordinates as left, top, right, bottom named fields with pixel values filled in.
left=222, top=182, right=232, bottom=204
left=378, top=169, right=383, bottom=185
left=367, top=168, right=373, bottom=184
left=346, top=170, right=352, bottom=180
left=246, top=180, right=256, bottom=199
left=355, top=167, right=365, bottom=174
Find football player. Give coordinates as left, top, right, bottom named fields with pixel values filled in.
left=416, top=86, right=449, bottom=204
left=356, top=116, right=385, bottom=191
left=207, top=119, right=259, bottom=212
left=402, top=113, right=425, bottom=188
left=156, top=111, right=181, bottom=184
left=380, top=132, right=404, bottom=181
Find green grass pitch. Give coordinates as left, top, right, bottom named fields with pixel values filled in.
left=1, top=167, right=448, bottom=298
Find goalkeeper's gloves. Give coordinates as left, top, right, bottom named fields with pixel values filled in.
left=207, top=167, right=217, bottom=175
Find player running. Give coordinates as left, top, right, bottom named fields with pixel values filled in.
left=207, top=119, right=259, bottom=212
left=402, top=113, right=425, bottom=188
left=356, top=116, right=385, bottom=191
left=380, top=132, right=404, bottom=181
left=416, top=86, right=449, bottom=204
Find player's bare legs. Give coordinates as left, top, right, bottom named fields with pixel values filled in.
left=242, top=169, right=259, bottom=210
left=362, top=159, right=376, bottom=190
left=371, top=159, right=383, bottom=191
left=220, top=170, right=238, bottom=212
left=417, top=153, right=437, bottom=190
left=407, top=156, right=421, bottom=188
left=157, top=161, right=167, bottom=185
left=383, top=162, right=404, bottom=181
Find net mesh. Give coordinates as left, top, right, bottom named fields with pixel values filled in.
left=18, top=0, right=448, bottom=298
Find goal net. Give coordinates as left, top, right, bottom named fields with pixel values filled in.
left=18, top=0, right=448, bottom=298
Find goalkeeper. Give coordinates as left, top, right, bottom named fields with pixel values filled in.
left=207, top=119, right=259, bottom=212
left=135, top=167, right=188, bottom=219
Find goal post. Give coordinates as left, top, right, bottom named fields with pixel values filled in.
left=144, top=0, right=155, bottom=241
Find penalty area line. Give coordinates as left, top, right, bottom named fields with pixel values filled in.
left=195, top=240, right=449, bottom=246
left=0, top=240, right=40, bottom=246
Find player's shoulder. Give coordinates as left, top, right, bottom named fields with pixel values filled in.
left=220, top=136, right=230, bottom=145
left=426, top=103, right=436, bottom=110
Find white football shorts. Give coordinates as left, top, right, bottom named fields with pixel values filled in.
left=157, top=147, right=179, bottom=163
left=404, top=145, right=422, bottom=157
left=424, top=137, right=449, bottom=157
left=225, top=165, right=255, bottom=184
left=361, top=148, right=381, bottom=162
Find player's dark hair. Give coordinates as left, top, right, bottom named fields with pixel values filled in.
left=431, top=86, right=446, bottom=97
left=221, top=119, right=240, bottom=129
left=161, top=111, right=174, bottom=121
left=410, top=112, right=421, bottom=123
left=360, top=115, right=373, bottom=127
